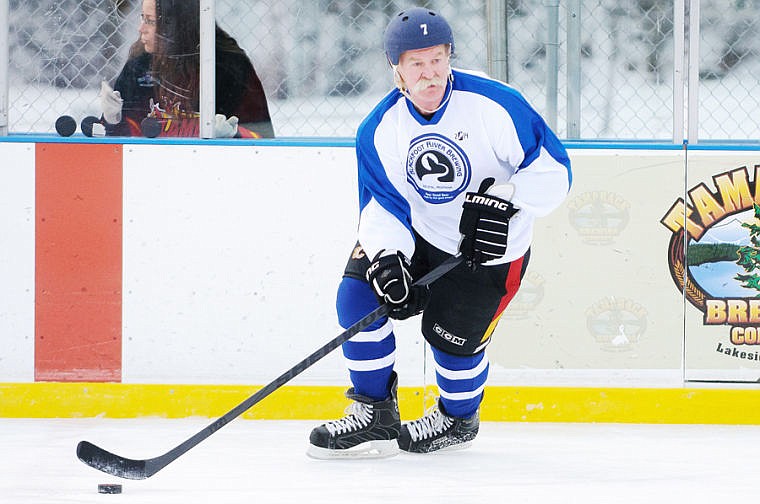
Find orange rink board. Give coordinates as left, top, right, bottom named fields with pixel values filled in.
left=34, top=143, right=123, bottom=382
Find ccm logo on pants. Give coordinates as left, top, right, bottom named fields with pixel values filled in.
left=433, top=323, right=465, bottom=347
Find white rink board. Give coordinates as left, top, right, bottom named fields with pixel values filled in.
left=5, top=140, right=760, bottom=387
left=0, top=143, right=35, bottom=382
left=121, top=144, right=427, bottom=385
left=118, top=146, right=690, bottom=386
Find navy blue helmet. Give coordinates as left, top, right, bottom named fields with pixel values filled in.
left=383, top=7, right=454, bottom=65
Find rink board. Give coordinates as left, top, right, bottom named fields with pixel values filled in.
left=2, top=136, right=760, bottom=421
left=5, top=381, right=760, bottom=424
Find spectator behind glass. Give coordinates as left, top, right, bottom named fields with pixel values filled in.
left=101, top=0, right=274, bottom=138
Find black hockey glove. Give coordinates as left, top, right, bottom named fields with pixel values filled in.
left=458, top=177, right=519, bottom=265
left=366, top=249, right=429, bottom=320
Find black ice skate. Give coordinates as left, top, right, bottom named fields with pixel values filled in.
left=398, top=400, right=479, bottom=453
left=307, top=373, right=401, bottom=459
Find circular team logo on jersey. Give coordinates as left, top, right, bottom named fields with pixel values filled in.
left=407, top=133, right=471, bottom=204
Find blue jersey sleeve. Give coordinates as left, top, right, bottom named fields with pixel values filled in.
left=355, top=92, right=414, bottom=238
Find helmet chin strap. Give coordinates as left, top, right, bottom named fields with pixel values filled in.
left=393, top=65, right=454, bottom=115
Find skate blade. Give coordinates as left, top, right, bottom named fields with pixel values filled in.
left=306, top=440, right=400, bottom=460
left=401, top=440, right=474, bottom=454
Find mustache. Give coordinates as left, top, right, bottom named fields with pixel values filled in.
left=412, top=76, right=447, bottom=93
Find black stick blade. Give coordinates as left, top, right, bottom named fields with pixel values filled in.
left=77, top=441, right=151, bottom=480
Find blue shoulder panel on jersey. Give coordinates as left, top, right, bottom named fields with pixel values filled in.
left=452, top=70, right=573, bottom=188
left=355, top=90, right=414, bottom=235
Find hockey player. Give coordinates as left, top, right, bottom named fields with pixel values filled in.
left=307, top=7, right=571, bottom=458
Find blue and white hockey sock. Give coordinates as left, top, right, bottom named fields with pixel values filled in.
left=431, top=346, right=489, bottom=418
left=336, top=277, right=395, bottom=401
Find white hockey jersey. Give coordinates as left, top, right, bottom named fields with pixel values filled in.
left=355, top=69, right=572, bottom=265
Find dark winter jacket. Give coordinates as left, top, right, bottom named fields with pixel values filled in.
left=107, top=48, right=273, bottom=138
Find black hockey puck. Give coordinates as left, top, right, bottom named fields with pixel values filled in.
left=54, top=115, right=77, bottom=137
left=81, top=116, right=105, bottom=137
left=141, top=117, right=162, bottom=138
left=97, top=483, right=122, bottom=494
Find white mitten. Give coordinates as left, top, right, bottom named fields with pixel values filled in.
left=213, top=114, right=239, bottom=138
left=100, top=80, right=123, bottom=124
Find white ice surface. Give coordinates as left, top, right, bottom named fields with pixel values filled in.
left=2, top=417, right=759, bottom=504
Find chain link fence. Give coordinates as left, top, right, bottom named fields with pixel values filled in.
left=4, top=0, right=760, bottom=140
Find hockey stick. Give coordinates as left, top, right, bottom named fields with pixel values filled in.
left=76, top=253, right=464, bottom=480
